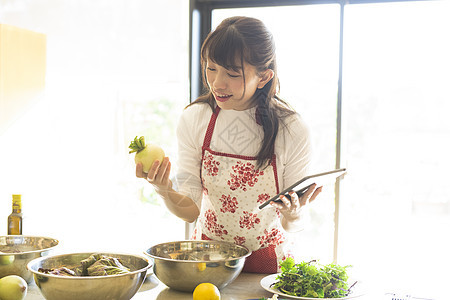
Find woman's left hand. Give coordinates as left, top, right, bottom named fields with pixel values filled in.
left=270, top=184, right=322, bottom=230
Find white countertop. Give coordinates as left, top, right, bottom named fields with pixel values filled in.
left=25, top=272, right=274, bottom=300
left=25, top=271, right=390, bottom=300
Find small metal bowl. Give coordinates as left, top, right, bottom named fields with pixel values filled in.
left=27, top=252, right=152, bottom=300
left=144, top=240, right=251, bottom=292
left=0, top=235, right=59, bottom=283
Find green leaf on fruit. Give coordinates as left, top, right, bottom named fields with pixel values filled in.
left=129, top=136, right=146, bottom=154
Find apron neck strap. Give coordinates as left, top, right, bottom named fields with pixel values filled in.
left=202, top=106, right=221, bottom=149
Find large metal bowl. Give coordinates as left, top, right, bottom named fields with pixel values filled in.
left=144, top=240, right=251, bottom=292
left=0, top=235, right=59, bottom=283
left=27, top=252, right=152, bottom=300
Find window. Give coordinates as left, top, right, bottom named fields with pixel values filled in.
left=341, top=1, right=450, bottom=297
left=213, top=4, right=341, bottom=262
left=208, top=0, right=449, bottom=297
left=0, top=0, right=189, bottom=252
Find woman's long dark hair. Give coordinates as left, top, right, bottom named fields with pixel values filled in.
left=188, top=16, right=296, bottom=169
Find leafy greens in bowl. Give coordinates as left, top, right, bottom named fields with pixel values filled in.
left=38, top=253, right=131, bottom=277
left=27, top=252, right=151, bottom=300
left=270, top=257, right=358, bottom=298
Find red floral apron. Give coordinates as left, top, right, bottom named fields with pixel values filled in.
left=191, top=106, right=292, bottom=273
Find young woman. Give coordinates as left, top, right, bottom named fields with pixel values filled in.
left=136, top=16, right=322, bottom=273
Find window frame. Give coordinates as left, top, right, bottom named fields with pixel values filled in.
left=188, top=0, right=435, bottom=261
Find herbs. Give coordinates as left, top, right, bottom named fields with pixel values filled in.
left=271, top=257, right=356, bottom=298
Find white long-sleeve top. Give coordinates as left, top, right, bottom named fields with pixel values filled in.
left=175, top=102, right=311, bottom=208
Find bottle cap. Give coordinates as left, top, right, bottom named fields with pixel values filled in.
left=12, top=194, right=22, bottom=204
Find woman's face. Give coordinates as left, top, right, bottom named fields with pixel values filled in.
left=205, top=58, right=272, bottom=111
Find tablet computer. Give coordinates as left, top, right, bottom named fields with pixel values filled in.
left=258, top=168, right=347, bottom=209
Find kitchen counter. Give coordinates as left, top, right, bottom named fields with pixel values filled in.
left=25, top=272, right=274, bottom=300
left=136, top=272, right=273, bottom=299
left=25, top=271, right=386, bottom=300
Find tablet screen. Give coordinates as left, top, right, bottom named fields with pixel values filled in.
left=258, top=168, right=347, bottom=209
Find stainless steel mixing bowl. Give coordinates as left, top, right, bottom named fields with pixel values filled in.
left=0, top=235, right=59, bottom=283
left=27, top=252, right=152, bottom=300
left=144, top=240, right=251, bottom=292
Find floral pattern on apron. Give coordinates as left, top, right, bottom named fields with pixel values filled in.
left=191, top=106, right=294, bottom=273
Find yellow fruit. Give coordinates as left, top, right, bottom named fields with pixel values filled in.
left=134, top=143, right=165, bottom=173
left=197, top=262, right=206, bottom=272
left=129, top=136, right=165, bottom=173
left=0, top=275, right=27, bottom=300
left=193, top=282, right=220, bottom=300
left=0, top=255, right=15, bottom=265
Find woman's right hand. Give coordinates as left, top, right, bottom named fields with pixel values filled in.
left=136, top=157, right=200, bottom=222
left=136, top=157, right=172, bottom=193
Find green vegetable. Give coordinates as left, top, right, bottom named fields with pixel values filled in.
left=271, top=257, right=357, bottom=298
left=87, top=256, right=130, bottom=276
left=128, top=136, right=165, bottom=173
left=40, top=254, right=130, bottom=277
left=128, top=136, right=146, bottom=154
left=79, top=253, right=102, bottom=274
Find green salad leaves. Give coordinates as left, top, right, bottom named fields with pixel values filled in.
left=271, top=257, right=357, bottom=298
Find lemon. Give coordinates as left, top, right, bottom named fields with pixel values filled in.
left=193, top=282, right=220, bottom=300
left=0, top=255, right=15, bottom=265
left=197, top=262, right=206, bottom=272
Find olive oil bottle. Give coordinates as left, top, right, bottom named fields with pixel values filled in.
left=7, top=194, right=23, bottom=235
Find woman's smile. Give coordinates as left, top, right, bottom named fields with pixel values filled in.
left=213, top=91, right=232, bottom=102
